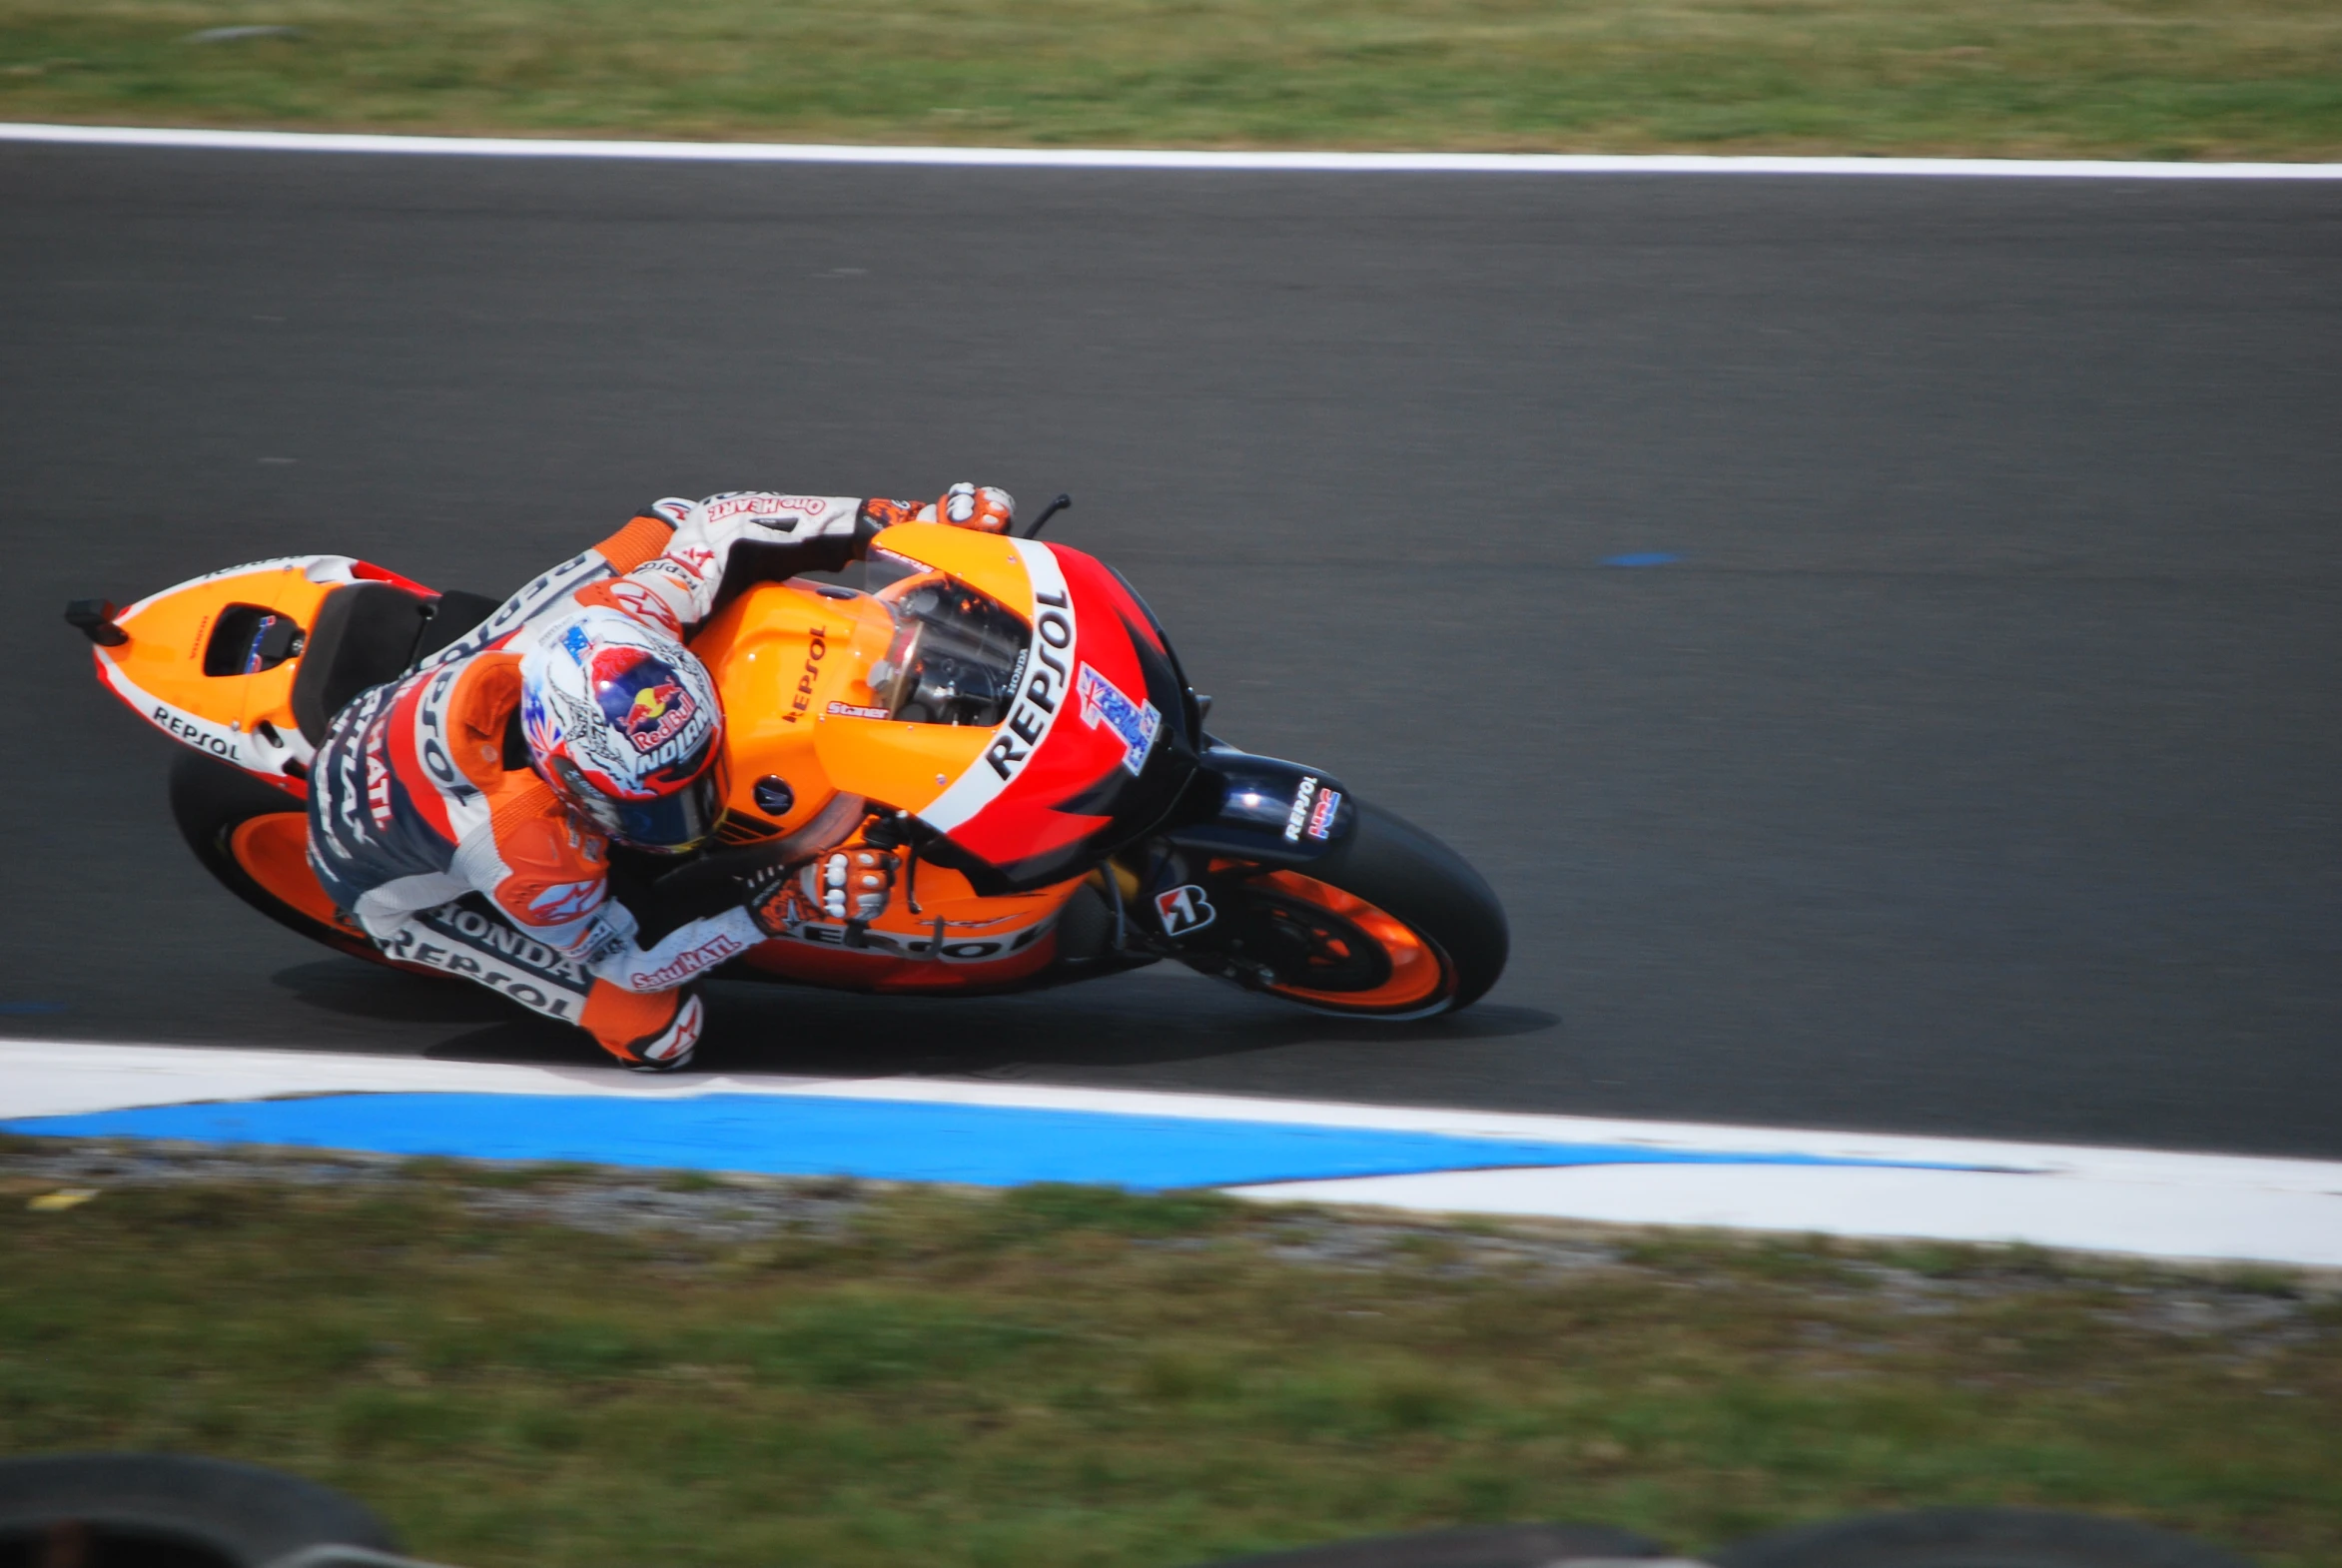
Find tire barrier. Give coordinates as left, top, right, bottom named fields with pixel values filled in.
left=0, top=1456, right=2264, bottom=1568
left=1200, top=1523, right=1674, bottom=1568
left=1190, top=1514, right=2256, bottom=1568
left=0, top=1454, right=401, bottom=1568
left=1708, top=1509, right=2258, bottom=1568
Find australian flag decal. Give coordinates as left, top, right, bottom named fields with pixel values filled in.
left=1077, top=663, right=1162, bottom=778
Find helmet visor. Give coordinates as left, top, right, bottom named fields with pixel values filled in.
left=547, top=758, right=720, bottom=854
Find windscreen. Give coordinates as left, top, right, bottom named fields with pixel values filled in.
left=866, top=566, right=1030, bottom=727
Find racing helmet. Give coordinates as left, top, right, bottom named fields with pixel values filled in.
left=517, top=606, right=722, bottom=854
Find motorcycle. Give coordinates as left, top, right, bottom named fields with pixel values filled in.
left=67, top=505, right=1507, bottom=1025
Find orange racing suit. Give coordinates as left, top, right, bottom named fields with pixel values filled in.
left=306, top=489, right=979, bottom=1066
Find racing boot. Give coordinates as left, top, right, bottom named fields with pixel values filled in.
left=580, top=981, right=704, bottom=1072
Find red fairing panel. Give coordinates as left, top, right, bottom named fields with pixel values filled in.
left=918, top=541, right=1171, bottom=875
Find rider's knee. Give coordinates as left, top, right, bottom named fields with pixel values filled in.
left=581, top=982, right=702, bottom=1072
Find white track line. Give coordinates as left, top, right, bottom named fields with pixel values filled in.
left=6, top=1039, right=2342, bottom=1267
left=4, top=123, right=2340, bottom=179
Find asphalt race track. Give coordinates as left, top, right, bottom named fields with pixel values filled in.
left=4, top=145, right=2337, bottom=1159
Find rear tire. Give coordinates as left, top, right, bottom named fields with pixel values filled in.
left=169, top=750, right=385, bottom=966
left=1211, top=797, right=1508, bottom=1019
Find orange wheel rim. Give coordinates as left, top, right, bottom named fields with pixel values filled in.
left=230, top=813, right=364, bottom=937
left=1243, top=869, right=1451, bottom=1013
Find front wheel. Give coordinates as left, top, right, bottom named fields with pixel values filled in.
left=1193, top=798, right=1507, bottom=1019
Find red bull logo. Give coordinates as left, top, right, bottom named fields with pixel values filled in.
left=592, top=646, right=699, bottom=755
left=626, top=680, right=682, bottom=731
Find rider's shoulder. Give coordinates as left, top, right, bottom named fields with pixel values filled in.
left=489, top=778, right=608, bottom=877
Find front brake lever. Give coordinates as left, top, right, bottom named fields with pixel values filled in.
left=1020, top=493, right=1072, bottom=538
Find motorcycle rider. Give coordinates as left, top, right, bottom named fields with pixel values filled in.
left=306, top=482, right=1016, bottom=1071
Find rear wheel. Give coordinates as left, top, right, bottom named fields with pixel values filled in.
left=169, top=750, right=389, bottom=966
left=1202, top=798, right=1507, bottom=1019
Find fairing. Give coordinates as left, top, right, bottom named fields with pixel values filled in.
left=699, top=524, right=1200, bottom=892
left=1163, top=748, right=1358, bottom=864
left=903, top=534, right=1198, bottom=889
left=85, top=554, right=429, bottom=792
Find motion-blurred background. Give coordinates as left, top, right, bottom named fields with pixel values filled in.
left=2, top=1, right=2337, bottom=1562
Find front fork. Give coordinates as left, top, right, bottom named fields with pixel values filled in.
left=1098, top=844, right=1282, bottom=989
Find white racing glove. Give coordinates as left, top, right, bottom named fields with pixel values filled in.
left=925, top=482, right=1015, bottom=534
left=809, top=847, right=895, bottom=921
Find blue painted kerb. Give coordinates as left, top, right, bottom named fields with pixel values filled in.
left=3, top=1093, right=1966, bottom=1189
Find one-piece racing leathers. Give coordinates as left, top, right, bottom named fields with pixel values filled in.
left=306, top=490, right=950, bottom=1066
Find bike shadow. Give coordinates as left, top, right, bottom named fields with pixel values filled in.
left=271, top=958, right=1558, bottom=1075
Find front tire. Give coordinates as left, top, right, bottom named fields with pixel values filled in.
left=1205, top=798, right=1508, bottom=1019
left=169, top=750, right=386, bottom=965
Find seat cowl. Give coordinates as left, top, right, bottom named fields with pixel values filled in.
left=289, top=581, right=433, bottom=745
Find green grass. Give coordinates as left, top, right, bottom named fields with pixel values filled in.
left=2, top=1160, right=2338, bottom=1568
left=2, top=0, right=2339, bottom=158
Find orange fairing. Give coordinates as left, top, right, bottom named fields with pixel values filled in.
left=735, top=860, right=1085, bottom=993
left=90, top=554, right=393, bottom=791
left=688, top=567, right=994, bottom=837
left=687, top=536, right=1094, bottom=992
left=868, top=522, right=1038, bottom=620
left=229, top=813, right=360, bottom=936
left=737, top=927, right=1061, bottom=992
left=699, top=523, right=1176, bottom=863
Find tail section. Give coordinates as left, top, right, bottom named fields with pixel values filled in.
left=69, top=555, right=453, bottom=794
